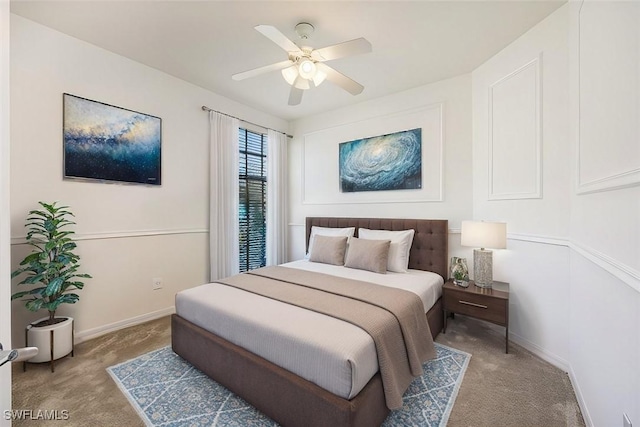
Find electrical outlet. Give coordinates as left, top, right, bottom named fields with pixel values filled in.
left=623, top=413, right=632, bottom=427
left=152, top=277, right=163, bottom=290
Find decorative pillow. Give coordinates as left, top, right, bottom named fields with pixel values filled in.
left=358, top=228, right=415, bottom=273
left=344, top=237, right=391, bottom=274
left=306, top=226, right=356, bottom=259
left=309, top=235, right=348, bottom=266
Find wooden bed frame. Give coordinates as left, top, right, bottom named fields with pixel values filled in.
left=172, top=217, right=448, bottom=427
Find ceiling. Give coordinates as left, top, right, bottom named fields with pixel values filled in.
left=10, top=0, right=565, bottom=122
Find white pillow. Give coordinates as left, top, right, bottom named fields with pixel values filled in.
left=306, top=226, right=356, bottom=259
left=358, top=228, right=415, bottom=273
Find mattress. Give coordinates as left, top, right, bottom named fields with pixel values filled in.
left=174, top=260, right=443, bottom=400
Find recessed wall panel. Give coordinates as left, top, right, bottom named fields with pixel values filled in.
left=302, top=104, right=443, bottom=204
left=489, top=57, right=542, bottom=200
left=577, top=1, right=640, bottom=193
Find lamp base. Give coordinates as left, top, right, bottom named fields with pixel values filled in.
left=473, top=249, right=493, bottom=288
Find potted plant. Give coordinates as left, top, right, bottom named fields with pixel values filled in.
left=450, top=257, right=469, bottom=288
left=11, top=202, right=91, bottom=367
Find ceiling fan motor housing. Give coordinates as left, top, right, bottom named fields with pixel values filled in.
left=295, top=22, right=314, bottom=40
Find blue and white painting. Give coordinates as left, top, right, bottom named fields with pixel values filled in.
left=339, top=128, right=422, bottom=192
left=63, top=94, right=161, bottom=185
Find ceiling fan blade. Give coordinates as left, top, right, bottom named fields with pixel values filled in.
left=255, top=25, right=303, bottom=54
left=312, top=38, right=372, bottom=62
left=288, top=86, right=304, bottom=106
left=232, top=60, right=294, bottom=81
left=316, top=63, right=364, bottom=95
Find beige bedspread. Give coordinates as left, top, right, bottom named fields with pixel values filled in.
left=217, top=265, right=436, bottom=409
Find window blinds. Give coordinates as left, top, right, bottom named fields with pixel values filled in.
left=238, top=128, right=267, bottom=272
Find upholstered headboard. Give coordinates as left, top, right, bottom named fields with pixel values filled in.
left=305, top=217, right=449, bottom=280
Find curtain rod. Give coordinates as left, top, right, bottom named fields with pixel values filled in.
left=201, top=105, right=293, bottom=139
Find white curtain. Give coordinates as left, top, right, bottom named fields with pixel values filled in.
left=266, top=129, right=288, bottom=265
left=209, top=111, right=239, bottom=280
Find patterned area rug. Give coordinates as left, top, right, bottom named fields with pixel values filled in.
left=107, top=343, right=470, bottom=427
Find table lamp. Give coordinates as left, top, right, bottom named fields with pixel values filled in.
left=461, top=220, right=507, bottom=288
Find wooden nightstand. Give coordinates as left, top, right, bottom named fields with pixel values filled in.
left=442, top=280, right=510, bottom=353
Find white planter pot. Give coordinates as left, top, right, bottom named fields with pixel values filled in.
left=26, top=316, right=74, bottom=363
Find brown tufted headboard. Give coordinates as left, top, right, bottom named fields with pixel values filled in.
left=305, top=217, right=449, bottom=280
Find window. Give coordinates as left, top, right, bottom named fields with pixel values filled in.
left=238, top=128, right=267, bottom=272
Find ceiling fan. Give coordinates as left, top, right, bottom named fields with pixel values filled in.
left=232, top=23, right=372, bottom=106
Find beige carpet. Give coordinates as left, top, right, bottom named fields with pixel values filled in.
left=12, top=315, right=585, bottom=426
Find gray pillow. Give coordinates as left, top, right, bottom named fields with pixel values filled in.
left=309, top=235, right=348, bottom=265
left=344, top=237, right=391, bottom=274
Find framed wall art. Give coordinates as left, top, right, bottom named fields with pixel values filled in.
left=339, top=128, right=422, bottom=193
left=63, top=93, right=162, bottom=185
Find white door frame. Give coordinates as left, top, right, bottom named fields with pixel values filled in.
left=0, top=2, right=12, bottom=426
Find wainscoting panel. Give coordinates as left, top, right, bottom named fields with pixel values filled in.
left=488, top=56, right=542, bottom=200
left=11, top=231, right=209, bottom=348
left=576, top=1, right=640, bottom=194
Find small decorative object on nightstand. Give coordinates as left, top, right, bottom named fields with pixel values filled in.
left=449, top=257, right=469, bottom=287
left=442, top=279, right=510, bottom=353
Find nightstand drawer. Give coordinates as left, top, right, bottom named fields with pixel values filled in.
left=444, top=289, right=507, bottom=326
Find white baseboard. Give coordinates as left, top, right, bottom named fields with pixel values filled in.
left=483, top=319, right=596, bottom=425
left=483, top=321, right=570, bottom=372
left=74, top=306, right=175, bottom=344
left=569, top=365, right=594, bottom=427
left=508, top=330, right=570, bottom=373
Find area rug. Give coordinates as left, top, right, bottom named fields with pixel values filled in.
left=107, top=342, right=470, bottom=427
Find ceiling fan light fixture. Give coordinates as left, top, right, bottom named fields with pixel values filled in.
left=281, top=65, right=298, bottom=86
left=237, top=23, right=370, bottom=103
left=298, top=58, right=317, bottom=80
left=282, top=65, right=314, bottom=89
left=312, top=68, right=327, bottom=87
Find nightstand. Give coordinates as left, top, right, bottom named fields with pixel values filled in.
left=442, top=280, right=510, bottom=353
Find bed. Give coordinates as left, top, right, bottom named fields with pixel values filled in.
left=172, top=217, right=448, bottom=427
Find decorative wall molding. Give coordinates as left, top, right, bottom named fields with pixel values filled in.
left=302, top=103, right=444, bottom=205
left=575, top=2, right=640, bottom=195
left=11, top=228, right=208, bottom=245
left=288, top=223, right=637, bottom=292
left=75, top=306, right=175, bottom=344
left=488, top=55, right=543, bottom=200
left=502, top=232, right=638, bottom=293
left=507, top=232, right=570, bottom=247
left=576, top=158, right=640, bottom=195
left=570, top=240, right=640, bottom=294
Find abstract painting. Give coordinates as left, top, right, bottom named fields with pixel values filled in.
left=63, top=94, right=162, bottom=185
left=339, top=128, right=422, bottom=192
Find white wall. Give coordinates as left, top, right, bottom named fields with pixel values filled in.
left=288, top=74, right=474, bottom=261
left=472, top=2, right=572, bottom=369
left=473, top=2, right=639, bottom=426
left=9, top=15, right=288, bottom=346
left=567, top=1, right=640, bottom=426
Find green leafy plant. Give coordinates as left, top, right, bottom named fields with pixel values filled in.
left=453, top=269, right=466, bottom=281
left=11, top=202, right=91, bottom=326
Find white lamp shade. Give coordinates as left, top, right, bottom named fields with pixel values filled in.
left=461, top=221, right=507, bottom=249
left=281, top=66, right=298, bottom=85
left=312, top=68, right=327, bottom=86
